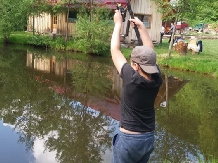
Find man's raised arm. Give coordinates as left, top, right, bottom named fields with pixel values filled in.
left=129, top=18, right=154, bottom=49
left=110, top=10, right=127, bottom=74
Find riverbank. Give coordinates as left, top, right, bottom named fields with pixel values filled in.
left=157, top=38, right=218, bottom=78
left=121, top=38, right=218, bottom=78
left=1, top=32, right=218, bottom=78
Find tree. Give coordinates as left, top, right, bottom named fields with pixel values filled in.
left=0, top=0, right=31, bottom=43
left=28, top=0, right=62, bottom=35
left=74, top=6, right=113, bottom=55
left=55, top=0, right=76, bottom=43
left=183, top=0, right=218, bottom=25
left=152, top=0, right=202, bottom=57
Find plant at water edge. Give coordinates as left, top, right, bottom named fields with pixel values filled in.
left=27, top=34, right=52, bottom=48
left=0, top=0, right=31, bottom=43
left=197, top=156, right=218, bottom=163
left=8, top=32, right=32, bottom=44
left=73, top=7, right=113, bottom=56
left=48, top=36, right=66, bottom=51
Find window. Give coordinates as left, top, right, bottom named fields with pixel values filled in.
left=67, top=11, right=77, bottom=23
left=53, top=15, right=57, bottom=24
left=134, top=14, right=151, bottom=28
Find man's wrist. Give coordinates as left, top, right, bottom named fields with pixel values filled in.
left=114, top=23, right=122, bottom=28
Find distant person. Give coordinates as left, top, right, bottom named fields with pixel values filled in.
left=187, top=36, right=200, bottom=53
left=168, top=22, right=175, bottom=43
left=110, top=10, right=163, bottom=163
left=160, top=25, right=165, bottom=44
left=173, top=35, right=185, bottom=46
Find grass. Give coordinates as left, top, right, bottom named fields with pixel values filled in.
left=156, top=38, right=218, bottom=77
left=121, top=38, right=218, bottom=78
left=1, top=31, right=218, bottom=77
left=161, top=155, right=218, bottom=163
left=0, top=31, right=33, bottom=44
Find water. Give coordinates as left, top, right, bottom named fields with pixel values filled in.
left=0, top=44, right=217, bottom=163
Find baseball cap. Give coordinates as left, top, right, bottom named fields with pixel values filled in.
left=130, top=46, right=159, bottom=74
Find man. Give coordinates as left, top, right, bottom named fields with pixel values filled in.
left=110, top=10, right=163, bottom=163
left=160, top=25, right=165, bottom=44
left=168, top=22, right=175, bottom=43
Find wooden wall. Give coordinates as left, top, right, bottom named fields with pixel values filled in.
left=27, top=13, right=76, bottom=35
left=122, top=0, right=162, bottom=44
left=55, top=13, right=76, bottom=35
left=27, top=13, right=51, bottom=34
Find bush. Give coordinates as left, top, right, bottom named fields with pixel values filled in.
left=27, top=34, right=52, bottom=48
left=73, top=7, right=113, bottom=56
left=49, top=36, right=66, bottom=50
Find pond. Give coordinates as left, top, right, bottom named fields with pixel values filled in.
left=0, top=44, right=217, bottom=163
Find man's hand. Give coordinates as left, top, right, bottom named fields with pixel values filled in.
left=129, top=17, right=144, bottom=29
left=113, top=10, right=122, bottom=26
left=129, top=17, right=154, bottom=49
left=111, top=10, right=127, bottom=74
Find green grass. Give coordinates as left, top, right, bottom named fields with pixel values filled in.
left=121, top=38, right=218, bottom=77
left=161, top=156, right=218, bottom=163
left=7, top=31, right=33, bottom=44
left=156, top=38, right=218, bottom=77
left=1, top=31, right=218, bottom=77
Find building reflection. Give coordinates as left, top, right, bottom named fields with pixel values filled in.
left=26, top=51, right=188, bottom=121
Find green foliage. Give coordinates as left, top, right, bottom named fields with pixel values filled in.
left=119, top=38, right=218, bottom=78
left=27, top=34, right=52, bottom=48
left=29, top=0, right=62, bottom=15
left=9, top=32, right=33, bottom=44
left=48, top=36, right=66, bottom=50
left=188, top=1, right=218, bottom=25
left=0, top=0, right=31, bottom=43
left=71, top=58, right=113, bottom=98
left=152, top=0, right=218, bottom=25
left=74, top=7, right=113, bottom=56
left=158, top=74, right=218, bottom=161
left=156, top=39, right=218, bottom=77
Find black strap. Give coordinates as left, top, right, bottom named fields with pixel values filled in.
left=126, top=0, right=142, bottom=46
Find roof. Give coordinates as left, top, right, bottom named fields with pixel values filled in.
left=48, top=0, right=128, bottom=9
left=73, top=0, right=127, bottom=9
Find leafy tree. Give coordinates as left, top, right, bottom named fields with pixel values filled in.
left=74, top=6, right=113, bottom=55
left=183, top=1, right=218, bottom=25
left=154, top=0, right=218, bottom=34
left=152, top=0, right=203, bottom=57
left=0, top=46, right=116, bottom=162
left=28, top=0, right=62, bottom=35
left=0, top=0, right=31, bottom=43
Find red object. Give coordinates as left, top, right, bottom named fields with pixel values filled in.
left=93, top=0, right=127, bottom=9
left=176, top=21, right=189, bottom=30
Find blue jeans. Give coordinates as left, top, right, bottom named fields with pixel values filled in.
left=112, top=130, right=154, bottom=163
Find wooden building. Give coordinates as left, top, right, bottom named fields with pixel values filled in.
left=121, top=0, right=162, bottom=44
left=27, top=0, right=126, bottom=35
left=27, top=0, right=162, bottom=43
left=27, top=0, right=82, bottom=35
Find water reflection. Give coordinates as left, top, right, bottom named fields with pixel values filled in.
left=0, top=45, right=218, bottom=162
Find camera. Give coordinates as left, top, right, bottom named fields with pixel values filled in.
left=116, top=3, right=126, bottom=22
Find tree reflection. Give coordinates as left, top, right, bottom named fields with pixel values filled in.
left=1, top=45, right=218, bottom=162
left=155, top=72, right=218, bottom=162
left=0, top=47, right=116, bottom=163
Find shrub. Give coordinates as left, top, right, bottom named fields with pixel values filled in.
left=73, top=7, right=113, bottom=56
left=27, top=34, right=52, bottom=48
left=49, top=36, right=66, bottom=51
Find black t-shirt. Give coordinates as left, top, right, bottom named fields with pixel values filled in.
left=120, top=63, right=163, bottom=132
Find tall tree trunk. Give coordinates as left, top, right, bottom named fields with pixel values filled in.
left=89, top=0, right=93, bottom=22
left=165, top=74, right=169, bottom=113
left=3, top=36, right=9, bottom=44
left=65, top=0, right=71, bottom=43
left=33, top=15, right=35, bottom=35
left=167, top=15, right=178, bottom=57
